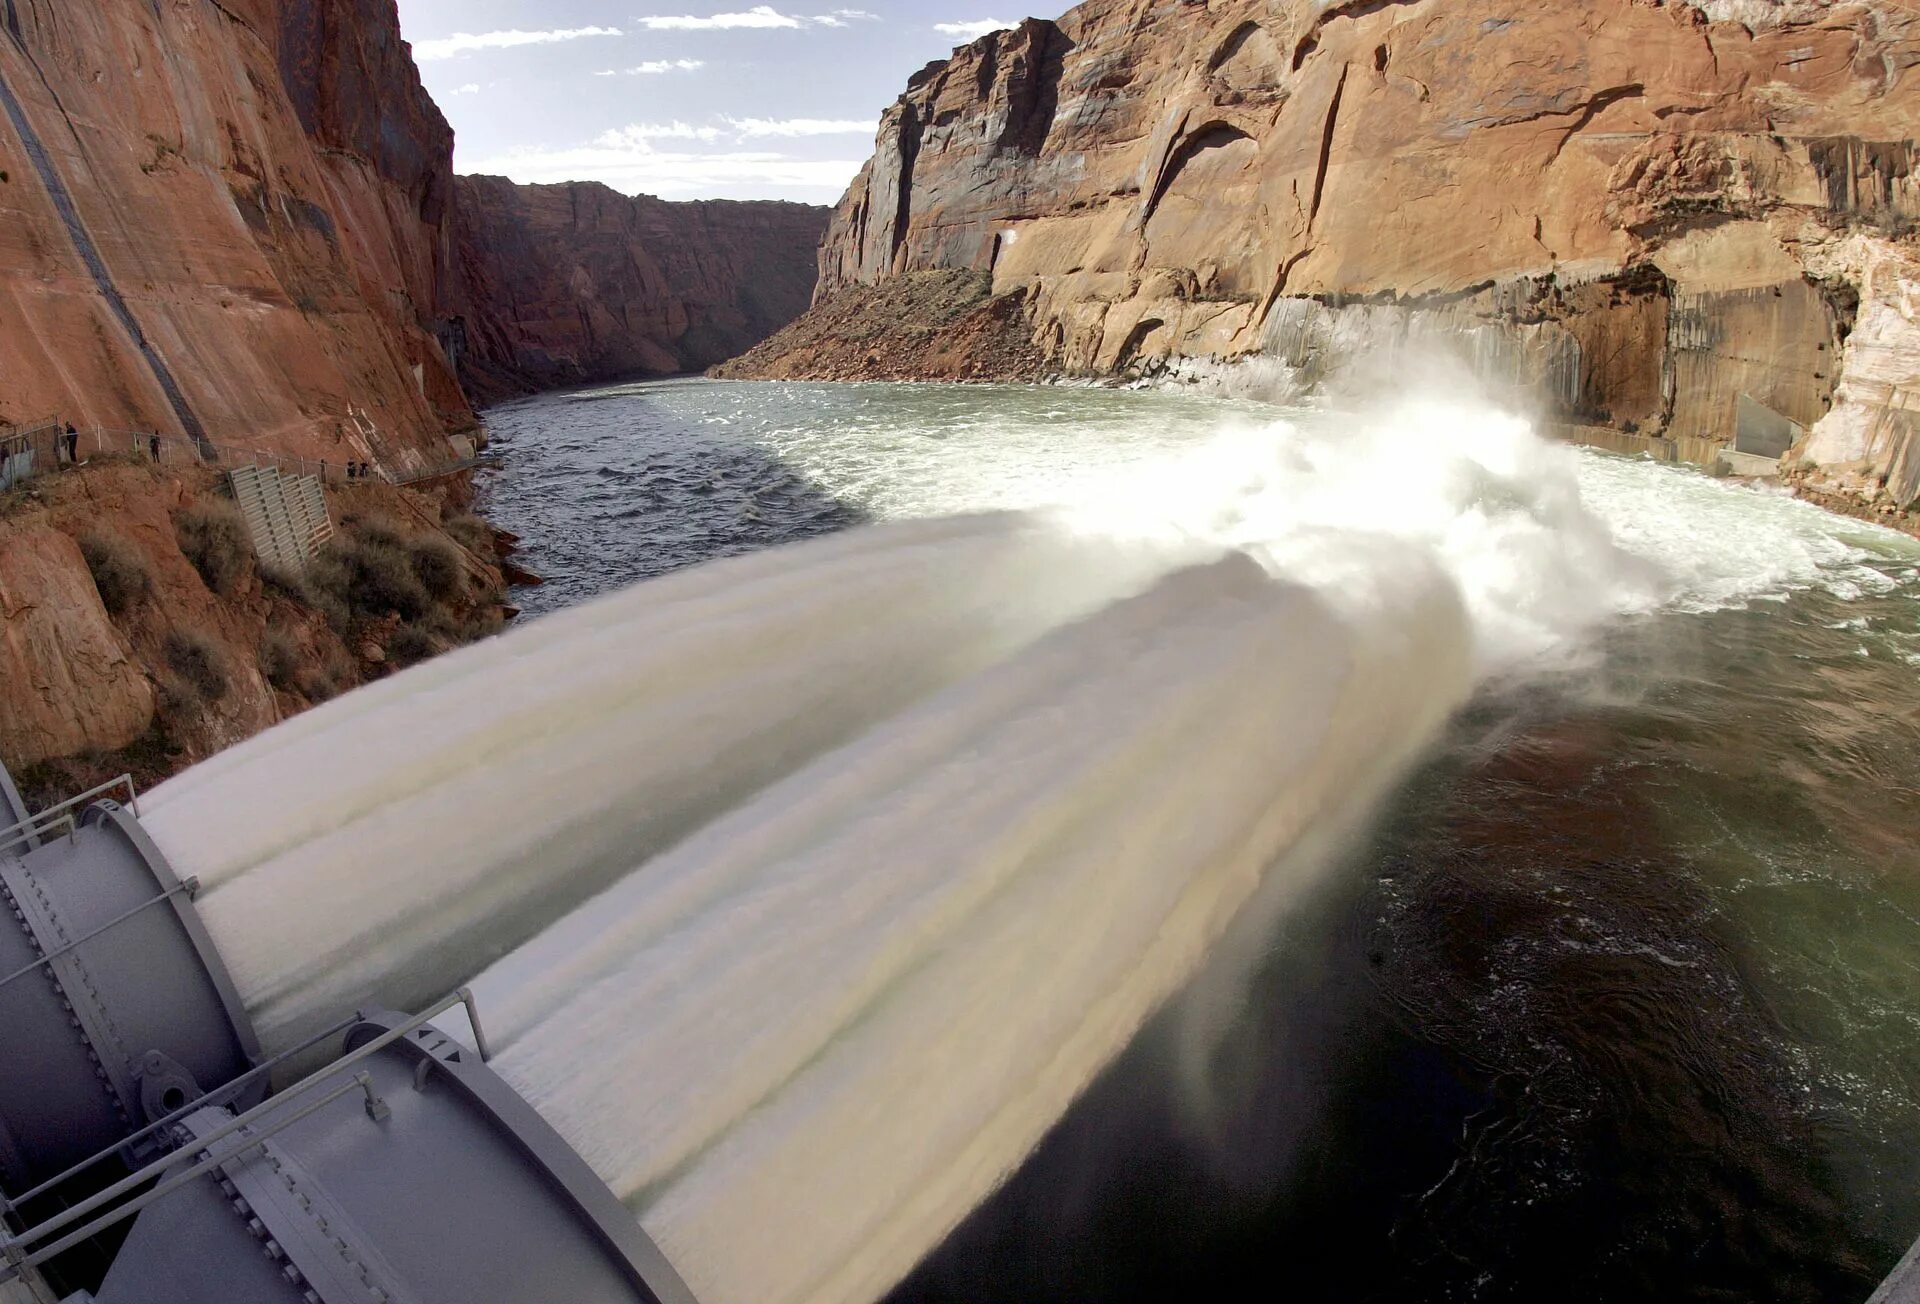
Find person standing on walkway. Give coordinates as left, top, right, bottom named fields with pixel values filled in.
left=149, top=433, right=160, bottom=462
left=64, top=424, right=78, bottom=464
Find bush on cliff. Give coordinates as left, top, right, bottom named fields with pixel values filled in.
left=311, top=529, right=432, bottom=623
left=80, top=533, right=153, bottom=617
left=386, top=622, right=442, bottom=668
left=408, top=535, right=466, bottom=603
left=164, top=629, right=230, bottom=703
left=175, top=499, right=252, bottom=596
left=260, top=627, right=301, bottom=692
left=442, top=513, right=495, bottom=556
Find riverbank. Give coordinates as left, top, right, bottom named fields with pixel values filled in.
left=0, top=456, right=509, bottom=808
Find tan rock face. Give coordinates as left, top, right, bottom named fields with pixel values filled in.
left=764, top=0, right=1920, bottom=501
left=451, top=178, right=830, bottom=395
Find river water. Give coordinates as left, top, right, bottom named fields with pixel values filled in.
left=479, top=378, right=1920, bottom=1302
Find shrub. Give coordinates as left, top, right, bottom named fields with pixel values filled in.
left=260, top=627, right=301, bottom=691
left=408, top=535, right=466, bottom=603
left=312, top=533, right=431, bottom=622
left=164, top=630, right=230, bottom=702
left=175, top=499, right=251, bottom=596
left=301, top=649, right=357, bottom=702
left=387, top=623, right=441, bottom=667
left=442, top=513, right=494, bottom=555
left=260, top=561, right=310, bottom=602
left=80, top=533, right=153, bottom=617
left=342, top=514, right=407, bottom=552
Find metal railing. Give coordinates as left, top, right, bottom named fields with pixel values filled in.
left=1, top=418, right=496, bottom=493
left=0, top=774, right=138, bottom=859
left=0, top=420, right=385, bottom=486
left=0, top=987, right=493, bottom=1281
left=84, top=426, right=386, bottom=484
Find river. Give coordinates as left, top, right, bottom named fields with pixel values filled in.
left=478, top=377, right=1920, bottom=1302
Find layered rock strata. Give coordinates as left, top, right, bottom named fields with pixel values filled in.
left=453, top=179, right=830, bottom=396
left=738, top=0, right=1920, bottom=509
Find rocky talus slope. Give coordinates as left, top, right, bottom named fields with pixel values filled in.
left=732, top=0, right=1920, bottom=515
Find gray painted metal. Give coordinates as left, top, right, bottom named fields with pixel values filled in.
left=1872, top=1236, right=1920, bottom=1304
left=0, top=763, right=32, bottom=850
left=0, top=803, right=260, bottom=1195
left=89, top=1011, right=698, bottom=1304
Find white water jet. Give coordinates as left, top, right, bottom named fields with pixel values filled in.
left=143, top=514, right=1182, bottom=1048
left=141, top=378, right=1910, bottom=1302
left=447, top=392, right=1741, bottom=1303
left=475, top=551, right=1473, bottom=1304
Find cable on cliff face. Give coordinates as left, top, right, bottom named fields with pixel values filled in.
left=0, top=46, right=213, bottom=456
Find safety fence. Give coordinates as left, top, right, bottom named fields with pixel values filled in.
left=0, top=417, right=415, bottom=483
left=1, top=419, right=494, bottom=496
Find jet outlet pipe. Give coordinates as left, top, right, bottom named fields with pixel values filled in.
left=0, top=792, right=260, bottom=1197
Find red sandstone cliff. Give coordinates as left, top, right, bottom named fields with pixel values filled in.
left=0, top=1, right=828, bottom=463
left=734, top=0, right=1920, bottom=513
left=0, top=0, right=476, bottom=475
left=453, top=179, right=829, bottom=396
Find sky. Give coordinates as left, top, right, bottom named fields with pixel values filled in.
left=394, top=2, right=1031, bottom=206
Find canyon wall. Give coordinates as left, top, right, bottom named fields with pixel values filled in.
left=453, top=179, right=829, bottom=397
left=0, top=0, right=473, bottom=475
left=0, top=0, right=827, bottom=465
left=739, top=0, right=1920, bottom=511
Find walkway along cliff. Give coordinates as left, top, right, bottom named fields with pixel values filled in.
left=721, top=0, right=1920, bottom=522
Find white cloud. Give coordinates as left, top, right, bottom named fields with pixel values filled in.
left=597, top=58, right=706, bottom=74
left=933, top=19, right=1011, bottom=39
left=634, top=5, right=872, bottom=30
left=449, top=83, right=481, bottom=96
left=468, top=138, right=864, bottom=196
left=636, top=5, right=802, bottom=29
left=413, top=26, right=623, bottom=61
left=596, top=122, right=727, bottom=146
left=725, top=116, right=875, bottom=138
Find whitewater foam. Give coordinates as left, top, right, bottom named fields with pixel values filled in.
left=479, top=553, right=1473, bottom=1303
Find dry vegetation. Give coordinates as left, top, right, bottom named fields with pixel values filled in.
left=10, top=467, right=511, bottom=809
